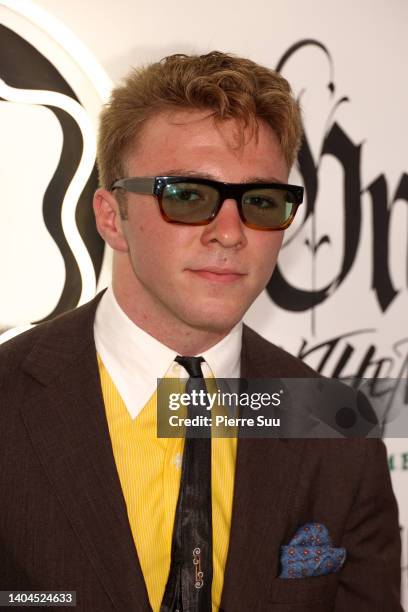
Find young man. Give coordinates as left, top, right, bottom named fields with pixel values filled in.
left=0, top=52, right=402, bottom=611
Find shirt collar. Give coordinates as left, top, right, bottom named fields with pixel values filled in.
left=94, top=287, right=242, bottom=419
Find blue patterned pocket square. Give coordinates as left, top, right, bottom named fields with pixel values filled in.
left=279, top=522, right=346, bottom=579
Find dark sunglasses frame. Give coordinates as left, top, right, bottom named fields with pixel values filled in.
left=110, top=176, right=304, bottom=230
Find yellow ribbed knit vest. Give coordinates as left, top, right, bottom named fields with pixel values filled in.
left=98, top=356, right=237, bottom=612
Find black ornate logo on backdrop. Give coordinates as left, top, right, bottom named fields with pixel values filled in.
left=0, top=24, right=104, bottom=328
left=268, top=39, right=408, bottom=380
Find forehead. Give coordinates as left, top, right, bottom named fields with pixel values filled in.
left=126, top=109, right=288, bottom=182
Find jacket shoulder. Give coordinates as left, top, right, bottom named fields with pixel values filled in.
left=0, top=293, right=103, bottom=385
left=242, top=324, right=318, bottom=378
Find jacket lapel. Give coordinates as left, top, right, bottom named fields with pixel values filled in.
left=20, top=296, right=152, bottom=612
left=220, top=325, right=307, bottom=611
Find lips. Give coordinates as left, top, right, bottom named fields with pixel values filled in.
left=188, top=267, right=246, bottom=283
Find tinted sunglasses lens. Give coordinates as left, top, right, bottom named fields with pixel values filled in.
left=162, top=183, right=219, bottom=223
left=242, top=188, right=295, bottom=229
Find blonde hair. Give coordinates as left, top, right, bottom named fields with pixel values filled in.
left=97, top=51, right=302, bottom=189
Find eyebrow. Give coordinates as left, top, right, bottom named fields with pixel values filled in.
left=157, top=169, right=285, bottom=184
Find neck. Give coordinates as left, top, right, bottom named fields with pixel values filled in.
left=112, top=275, right=230, bottom=356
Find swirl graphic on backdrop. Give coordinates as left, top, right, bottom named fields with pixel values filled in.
left=0, top=20, right=105, bottom=337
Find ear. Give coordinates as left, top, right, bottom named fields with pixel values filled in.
left=93, top=188, right=129, bottom=252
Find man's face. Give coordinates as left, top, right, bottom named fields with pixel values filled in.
left=115, top=109, right=288, bottom=334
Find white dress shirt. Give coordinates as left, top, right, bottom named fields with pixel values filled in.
left=94, top=287, right=242, bottom=419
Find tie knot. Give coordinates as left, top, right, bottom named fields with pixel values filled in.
left=175, top=355, right=205, bottom=378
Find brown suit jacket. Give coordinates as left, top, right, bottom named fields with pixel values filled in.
left=0, top=295, right=402, bottom=611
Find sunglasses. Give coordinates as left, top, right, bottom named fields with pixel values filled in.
left=110, top=176, right=304, bottom=230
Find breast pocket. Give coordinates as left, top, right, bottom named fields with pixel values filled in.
left=267, top=572, right=338, bottom=611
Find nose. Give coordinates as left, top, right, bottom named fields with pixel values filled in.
left=200, top=199, right=247, bottom=249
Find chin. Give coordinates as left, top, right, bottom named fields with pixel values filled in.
left=182, top=309, right=244, bottom=334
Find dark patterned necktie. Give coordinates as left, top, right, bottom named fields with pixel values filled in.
left=160, top=356, right=213, bottom=612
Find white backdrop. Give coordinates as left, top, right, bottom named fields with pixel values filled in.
left=1, top=0, right=407, bottom=605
